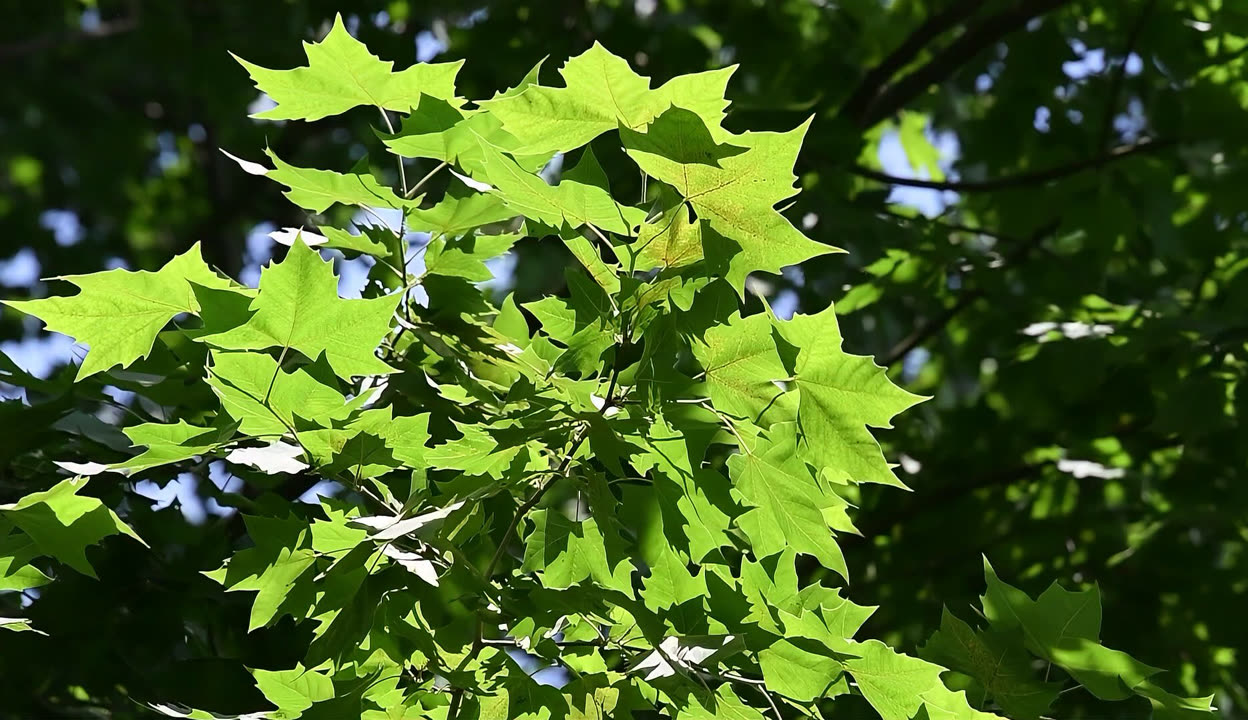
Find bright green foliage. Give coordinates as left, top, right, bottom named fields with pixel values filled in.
left=478, top=42, right=734, bottom=155
left=262, top=148, right=412, bottom=214
left=2, top=243, right=234, bottom=379
left=0, top=23, right=1215, bottom=720
left=200, top=238, right=399, bottom=380
left=0, top=478, right=143, bottom=580
left=623, top=112, right=837, bottom=291
left=235, top=13, right=464, bottom=121
left=916, top=561, right=1216, bottom=720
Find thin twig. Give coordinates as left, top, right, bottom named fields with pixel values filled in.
left=882, top=219, right=1059, bottom=366
left=855, top=0, right=1076, bottom=128
left=407, top=161, right=448, bottom=198
left=839, top=0, right=987, bottom=123
left=851, top=138, right=1175, bottom=192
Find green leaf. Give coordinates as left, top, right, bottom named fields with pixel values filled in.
left=2, top=243, right=234, bottom=379
left=920, top=608, right=1059, bottom=720
left=263, top=148, right=410, bottom=214
left=470, top=138, right=634, bottom=234
left=844, top=640, right=946, bottom=720
left=207, top=351, right=365, bottom=437
left=425, top=422, right=522, bottom=478
left=623, top=110, right=836, bottom=291
left=234, top=14, right=463, bottom=121
left=0, top=534, right=53, bottom=591
left=980, top=559, right=1161, bottom=701
left=727, top=422, right=847, bottom=578
left=522, top=508, right=633, bottom=594
left=254, top=665, right=335, bottom=717
left=410, top=186, right=519, bottom=240
left=0, top=478, right=144, bottom=578
left=774, top=306, right=926, bottom=487
left=692, top=311, right=789, bottom=423
left=199, top=239, right=399, bottom=380
left=479, top=43, right=734, bottom=155
left=758, top=639, right=843, bottom=702
left=424, top=232, right=518, bottom=282
left=383, top=95, right=550, bottom=174
left=205, top=515, right=317, bottom=631
left=632, top=203, right=704, bottom=272
left=118, top=420, right=237, bottom=472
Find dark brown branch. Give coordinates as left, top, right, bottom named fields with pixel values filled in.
left=882, top=219, right=1058, bottom=366
left=0, top=17, right=138, bottom=60
left=852, top=138, right=1175, bottom=192
left=856, top=0, right=1075, bottom=128
left=839, top=0, right=988, bottom=123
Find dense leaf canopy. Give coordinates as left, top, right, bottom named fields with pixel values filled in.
left=1, top=2, right=1245, bottom=719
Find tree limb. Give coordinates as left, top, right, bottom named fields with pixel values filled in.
left=882, top=219, right=1058, bottom=366
left=840, top=0, right=988, bottom=123
left=851, top=138, right=1175, bottom=192
left=855, top=0, right=1075, bottom=128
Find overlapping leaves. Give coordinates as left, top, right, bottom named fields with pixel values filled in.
left=0, top=23, right=1213, bottom=720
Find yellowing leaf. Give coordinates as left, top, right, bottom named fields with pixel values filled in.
left=623, top=110, right=837, bottom=291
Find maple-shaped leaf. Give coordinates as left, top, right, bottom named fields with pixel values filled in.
left=623, top=109, right=836, bottom=291
left=198, top=239, right=399, bottom=380
left=522, top=477, right=634, bottom=596
left=234, top=13, right=464, bottom=121
left=758, top=638, right=844, bottom=702
left=253, top=665, right=335, bottom=718
left=692, top=311, right=791, bottom=424
left=980, top=559, right=1160, bottom=701
left=263, top=148, right=409, bottom=214
left=207, top=351, right=366, bottom=437
left=727, top=422, right=847, bottom=578
left=774, top=306, right=926, bottom=487
left=117, top=420, right=237, bottom=473
left=843, top=640, right=948, bottom=720
left=522, top=509, right=633, bottom=593
left=0, top=478, right=145, bottom=578
left=920, top=607, right=1060, bottom=720
left=2, top=243, right=234, bottom=379
left=383, top=95, right=549, bottom=175
left=424, top=232, right=519, bottom=282
left=469, top=138, right=634, bottom=234
left=204, top=515, right=317, bottom=631
left=632, top=203, right=705, bottom=272
left=300, top=408, right=430, bottom=479
left=424, top=421, right=532, bottom=479
left=409, top=185, right=519, bottom=240
left=479, top=43, right=735, bottom=155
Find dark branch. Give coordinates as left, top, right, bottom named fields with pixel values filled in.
left=839, top=0, right=988, bottom=123
left=851, top=138, right=1175, bottom=192
left=882, top=219, right=1058, bottom=366
left=0, top=17, right=138, bottom=60
left=856, top=0, right=1075, bottom=128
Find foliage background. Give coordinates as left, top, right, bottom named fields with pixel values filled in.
left=1, top=0, right=1245, bottom=717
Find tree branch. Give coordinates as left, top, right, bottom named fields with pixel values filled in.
left=0, top=16, right=138, bottom=60
left=882, top=219, right=1058, bottom=366
left=840, top=0, right=988, bottom=123
left=855, top=0, right=1075, bottom=128
left=851, top=138, right=1175, bottom=192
